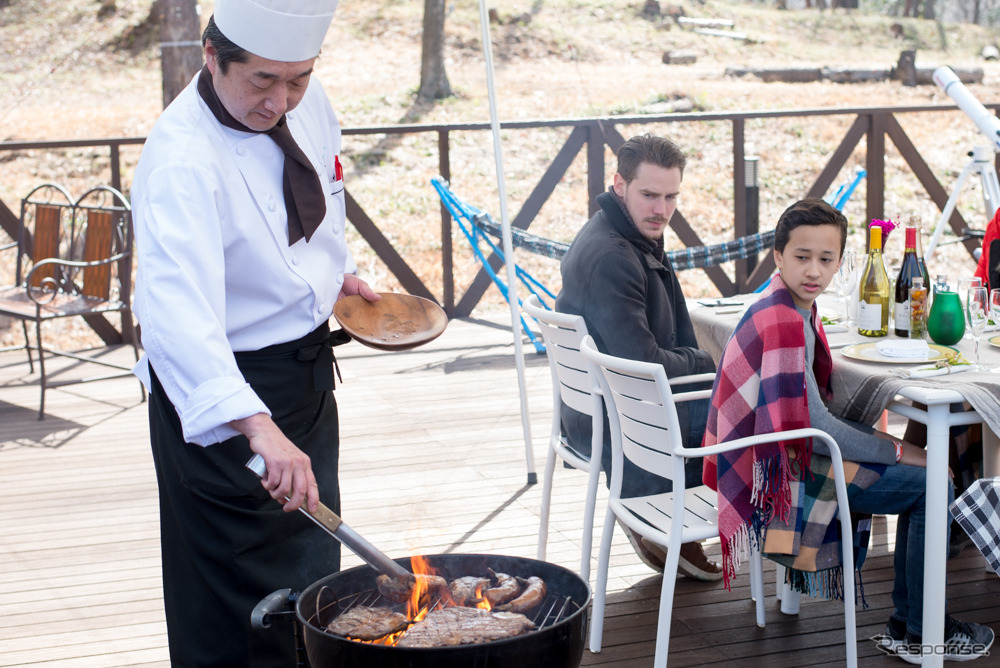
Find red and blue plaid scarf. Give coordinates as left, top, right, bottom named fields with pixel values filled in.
left=703, top=276, right=885, bottom=595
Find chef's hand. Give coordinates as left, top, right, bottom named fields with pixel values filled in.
left=232, top=413, right=319, bottom=513
left=339, top=274, right=380, bottom=303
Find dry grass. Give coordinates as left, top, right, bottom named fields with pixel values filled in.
left=1, top=0, right=997, bottom=347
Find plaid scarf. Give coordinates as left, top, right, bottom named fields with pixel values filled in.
left=703, top=276, right=885, bottom=597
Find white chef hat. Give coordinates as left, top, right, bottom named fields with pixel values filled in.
left=214, top=0, right=339, bottom=62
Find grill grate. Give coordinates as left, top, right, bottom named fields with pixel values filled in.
left=311, top=585, right=581, bottom=646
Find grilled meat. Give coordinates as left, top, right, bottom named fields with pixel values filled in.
left=495, top=576, right=546, bottom=613
left=483, top=568, right=522, bottom=607
left=376, top=573, right=448, bottom=604
left=448, top=575, right=490, bottom=606
left=326, top=606, right=409, bottom=641
left=396, top=607, right=536, bottom=648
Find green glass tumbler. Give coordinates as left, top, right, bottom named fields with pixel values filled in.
left=927, top=290, right=965, bottom=345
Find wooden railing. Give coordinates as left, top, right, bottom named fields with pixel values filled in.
left=1, top=104, right=995, bottom=342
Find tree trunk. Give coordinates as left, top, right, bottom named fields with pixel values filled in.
left=159, top=0, right=203, bottom=108
left=417, top=0, right=452, bottom=102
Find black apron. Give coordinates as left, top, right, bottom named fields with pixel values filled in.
left=148, top=324, right=347, bottom=668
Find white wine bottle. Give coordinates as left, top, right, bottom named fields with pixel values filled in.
left=858, top=225, right=891, bottom=337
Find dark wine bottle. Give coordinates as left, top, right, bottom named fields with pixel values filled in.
left=894, top=227, right=923, bottom=337
left=911, top=216, right=931, bottom=290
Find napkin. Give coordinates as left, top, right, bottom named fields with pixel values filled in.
left=892, top=363, right=973, bottom=379
left=823, top=324, right=849, bottom=334
left=875, top=339, right=931, bottom=359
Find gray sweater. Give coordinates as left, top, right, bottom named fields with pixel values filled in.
left=798, top=307, right=898, bottom=465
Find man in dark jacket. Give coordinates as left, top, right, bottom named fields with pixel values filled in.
left=555, top=134, right=722, bottom=580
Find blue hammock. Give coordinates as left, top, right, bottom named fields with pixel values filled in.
left=433, top=169, right=866, bottom=347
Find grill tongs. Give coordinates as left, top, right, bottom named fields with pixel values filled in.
left=246, top=454, right=414, bottom=585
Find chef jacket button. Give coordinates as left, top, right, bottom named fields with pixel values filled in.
left=317, top=303, right=326, bottom=314
left=268, top=199, right=277, bottom=212
left=332, top=225, right=341, bottom=235
left=235, top=145, right=246, bottom=156
left=336, top=272, right=345, bottom=283
left=291, top=254, right=300, bottom=266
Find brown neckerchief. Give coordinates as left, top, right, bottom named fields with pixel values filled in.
left=197, top=66, right=326, bottom=245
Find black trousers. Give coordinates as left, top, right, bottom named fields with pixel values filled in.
left=148, top=326, right=341, bottom=668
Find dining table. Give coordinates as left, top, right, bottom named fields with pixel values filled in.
left=689, top=293, right=1000, bottom=668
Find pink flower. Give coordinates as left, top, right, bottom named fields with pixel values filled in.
left=869, top=218, right=898, bottom=237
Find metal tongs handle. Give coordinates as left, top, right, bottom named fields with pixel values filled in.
left=245, top=454, right=413, bottom=584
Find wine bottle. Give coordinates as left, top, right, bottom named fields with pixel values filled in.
left=858, top=225, right=891, bottom=337
left=911, top=216, right=931, bottom=289
left=894, top=227, right=923, bottom=337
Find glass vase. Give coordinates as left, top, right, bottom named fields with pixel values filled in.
left=927, top=290, right=965, bottom=346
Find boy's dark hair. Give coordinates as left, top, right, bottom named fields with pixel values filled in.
left=616, top=134, right=687, bottom=183
left=202, top=15, right=250, bottom=75
left=773, top=198, right=848, bottom=256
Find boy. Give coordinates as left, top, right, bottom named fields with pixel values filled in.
left=704, top=199, right=993, bottom=663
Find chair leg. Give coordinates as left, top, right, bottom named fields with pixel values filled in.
left=653, top=535, right=683, bottom=668
left=579, top=457, right=601, bottom=582
left=35, top=319, right=46, bottom=420
left=750, top=546, right=766, bottom=628
left=21, top=320, right=34, bottom=373
left=776, top=563, right=801, bottom=615
left=537, top=445, right=558, bottom=562
left=125, top=308, right=147, bottom=403
left=588, top=506, right=617, bottom=654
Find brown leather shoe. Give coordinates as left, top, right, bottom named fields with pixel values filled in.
left=618, top=520, right=665, bottom=572
left=676, top=541, right=724, bottom=581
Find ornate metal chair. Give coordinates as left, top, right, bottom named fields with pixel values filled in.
left=0, top=183, right=143, bottom=418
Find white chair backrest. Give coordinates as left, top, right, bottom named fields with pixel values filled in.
left=580, top=335, right=687, bottom=490
left=523, top=295, right=600, bottom=416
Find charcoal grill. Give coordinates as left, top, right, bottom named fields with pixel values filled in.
left=254, top=553, right=591, bottom=668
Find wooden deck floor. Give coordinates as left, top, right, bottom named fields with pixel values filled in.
left=2, top=315, right=999, bottom=667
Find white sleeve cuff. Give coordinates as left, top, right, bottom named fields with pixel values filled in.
left=179, top=377, right=271, bottom=446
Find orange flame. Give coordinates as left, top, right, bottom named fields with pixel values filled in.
left=408, top=554, right=436, bottom=621
left=475, top=582, right=492, bottom=610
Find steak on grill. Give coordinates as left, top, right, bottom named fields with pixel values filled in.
left=376, top=573, right=448, bottom=604
left=396, top=607, right=536, bottom=648
left=325, top=606, right=409, bottom=641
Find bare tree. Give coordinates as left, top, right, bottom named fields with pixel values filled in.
left=417, top=0, right=452, bottom=102
left=158, top=0, right=203, bottom=107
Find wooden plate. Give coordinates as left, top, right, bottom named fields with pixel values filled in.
left=333, top=293, right=447, bottom=351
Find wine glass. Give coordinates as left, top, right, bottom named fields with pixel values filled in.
left=834, top=249, right=858, bottom=326
left=958, top=277, right=983, bottom=339
left=991, top=288, right=1000, bottom=330
left=967, top=286, right=989, bottom=370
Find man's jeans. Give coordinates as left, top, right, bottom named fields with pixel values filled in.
left=847, top=461, right=955, bottom=636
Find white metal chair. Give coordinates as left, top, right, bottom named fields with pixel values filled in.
left=580, top=336, right=859, bottom=668
left=523, top=294, right=603, bottom=580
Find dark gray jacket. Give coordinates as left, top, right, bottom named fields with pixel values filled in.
left=556, top=190, right=715, bottom=453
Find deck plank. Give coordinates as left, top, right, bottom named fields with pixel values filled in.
left=2, top=315, right=999, bottom=667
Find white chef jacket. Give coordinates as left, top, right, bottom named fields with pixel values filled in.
left=131, top=73, right=355, bottom=446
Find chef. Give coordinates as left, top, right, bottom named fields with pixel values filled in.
left=129, top=0, right=378, bottom=664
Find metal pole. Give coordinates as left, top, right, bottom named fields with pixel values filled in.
left=476, top=0, right=536, bottom=484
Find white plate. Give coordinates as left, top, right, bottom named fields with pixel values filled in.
left=840, top=342, right=958, bottom=364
